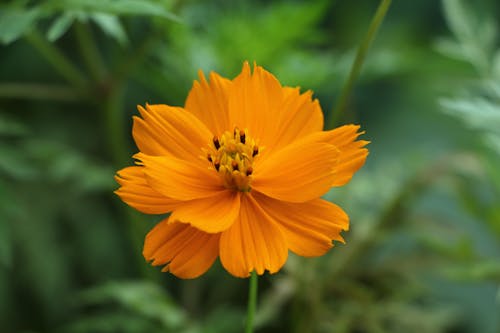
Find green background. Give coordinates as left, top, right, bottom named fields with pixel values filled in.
left=0, top=0, right=499, bottom=332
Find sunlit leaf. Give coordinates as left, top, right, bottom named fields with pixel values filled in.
left=441, top=0, right=496, bottom=74
left=91, top=13, right=128, bottom=45
left=48, top=0, right=180, bottom=22
left=0, top=7, right=41, bottom=44
left=46, top=12, right=75, bottom=41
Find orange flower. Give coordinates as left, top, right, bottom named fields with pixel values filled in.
left=115, top=62, right=369, bottom=279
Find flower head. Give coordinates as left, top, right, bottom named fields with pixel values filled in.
left=115, top=62, right=369, bottom=278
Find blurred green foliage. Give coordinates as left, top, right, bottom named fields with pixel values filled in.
left=0, top=0, right=499, bottom=332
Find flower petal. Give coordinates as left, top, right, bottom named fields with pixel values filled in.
left=114, top=166, right=179, bottom=214
left=227, top=62, right=284, bottom=149
left=170, top=191, right=241, bottom=233
left=252, top=136, right=339, bottom=203
left=219, top=194, right=288, bottom=278
left=185, top=70, right=231, bottom=135
left=133, top=104, right=212, bottom=159
left=143, top=219, right=220, bottom=279
left=137, top=153, right=223, bottom=201
left=328, top=125, right=369, bottom=186
left=253, top=192, right=349, bottom=257
left=270, top=87, right=324, bottom=151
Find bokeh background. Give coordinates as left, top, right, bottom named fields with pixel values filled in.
left=1, top=0, right=499, bottom=332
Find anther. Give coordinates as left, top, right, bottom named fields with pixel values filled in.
left=231, top=160, right=239, bottom=171
left=246, top=167, right=253, bottom=176
left=207, top=154, right=212, bottom=162
left=239, top=129, right=246, bottom=144
left=213, top=136, right=220, bottom=150
left=252, top=146, right=259, bottom=157
left=214, top=160, right=220, bottom=171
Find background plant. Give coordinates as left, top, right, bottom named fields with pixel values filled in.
left=0, top=0, right=498, bottom=332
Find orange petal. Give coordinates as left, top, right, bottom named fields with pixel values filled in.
left=114, top=166, right=179, bottom=214
left=253, top=192, right=349, bottom=257
left=328, top=125, right=369, bottom=186
left=270, top=87, right=324, bottom=151
left=170, top=191, right=241, bottom=233
left=252, top=135, right=339, bottom=203
left=185, top=70, right=231, bottom=135
left=143, top=219, right=220, bottom=279
left=219, top=194, right=288, bottom=278
left=137, top=153, right=224, bottom=201
left=133, top=104, right=212, bottom=159
left=227, top=62, right=284, bottom=149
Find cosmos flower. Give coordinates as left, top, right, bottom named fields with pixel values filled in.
left=115, top=62, right=369, bottom=278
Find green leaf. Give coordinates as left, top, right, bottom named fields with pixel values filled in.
left=46, top=12, right=75, bottom=41
left=440, top=97, right=500, bottom=153
left=48, top=0, right=181, bottom=22
left=493, top=49, right=500, bottom=79
left=433, top=37, right=467, bottom=62
left=91, top=13, right=128, bottom=45
left=78, top=281, right=187, bottom=329
left=440, top=98, right=500, bottom=133
left=200, top=307, right=245, bottom=333
left=22, top=140, right=115, bottom=192
left=442, top=0, right=475, bottom=40
left=441, top=0, right=496, bottom=74
left=62, top=310, right=165, bottom=333
left=0, top=114, right=28, bottom=136
left=443, top=260, right=500, bottom=281
left=0, top=143, right=39, bottom=179
left=0, top=7, right=41, bottom=44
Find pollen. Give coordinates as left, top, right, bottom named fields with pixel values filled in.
left=204, top=127, right=259, bottom=192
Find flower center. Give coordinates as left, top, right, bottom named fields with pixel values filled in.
left=205, top=127, right=259, bottom=192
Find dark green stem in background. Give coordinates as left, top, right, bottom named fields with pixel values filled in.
left=245, top=272, right=258, bottom=333
left=0, top=83, right=79, bottom=101
left=103, top=82, right=129, bottom=168
left=330, top=0, right=392, bottom=127
left=25, top=31, right=89, bottom=94
left=102, top=81, right=153, bottom=279
left=24, top=25, right=152, bottom=278
left=74, top=22, right=107, bottom=82
left=114, top=31, right=161, bottom=82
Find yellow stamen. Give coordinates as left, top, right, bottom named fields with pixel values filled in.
left=204, top=127, right=259, bottom=192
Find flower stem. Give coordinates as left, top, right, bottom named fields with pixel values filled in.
left=25, top=31, right=89, bottom=94
left=0, top=83, right=79, bottom=101
left=330, top=0, right=392, bottom=127
left=245, top=271, right=258, bottom=333
left=74, top=22, right=107, bottom=82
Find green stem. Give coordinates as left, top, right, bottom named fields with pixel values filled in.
left=113, top=31, right=160, bottom=82
left=25, top=31, right=89, bottom=93
left=245, top=272, right=258, bottom=333
left=103, top=81, right=129, bottom=167
left=0, top=83, right=79, bottom=101
left=74, top=22, right=107, bottom=82
left=330, top=0, right=392, bottom=127
left=103, top=82, right=154, bottom=278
